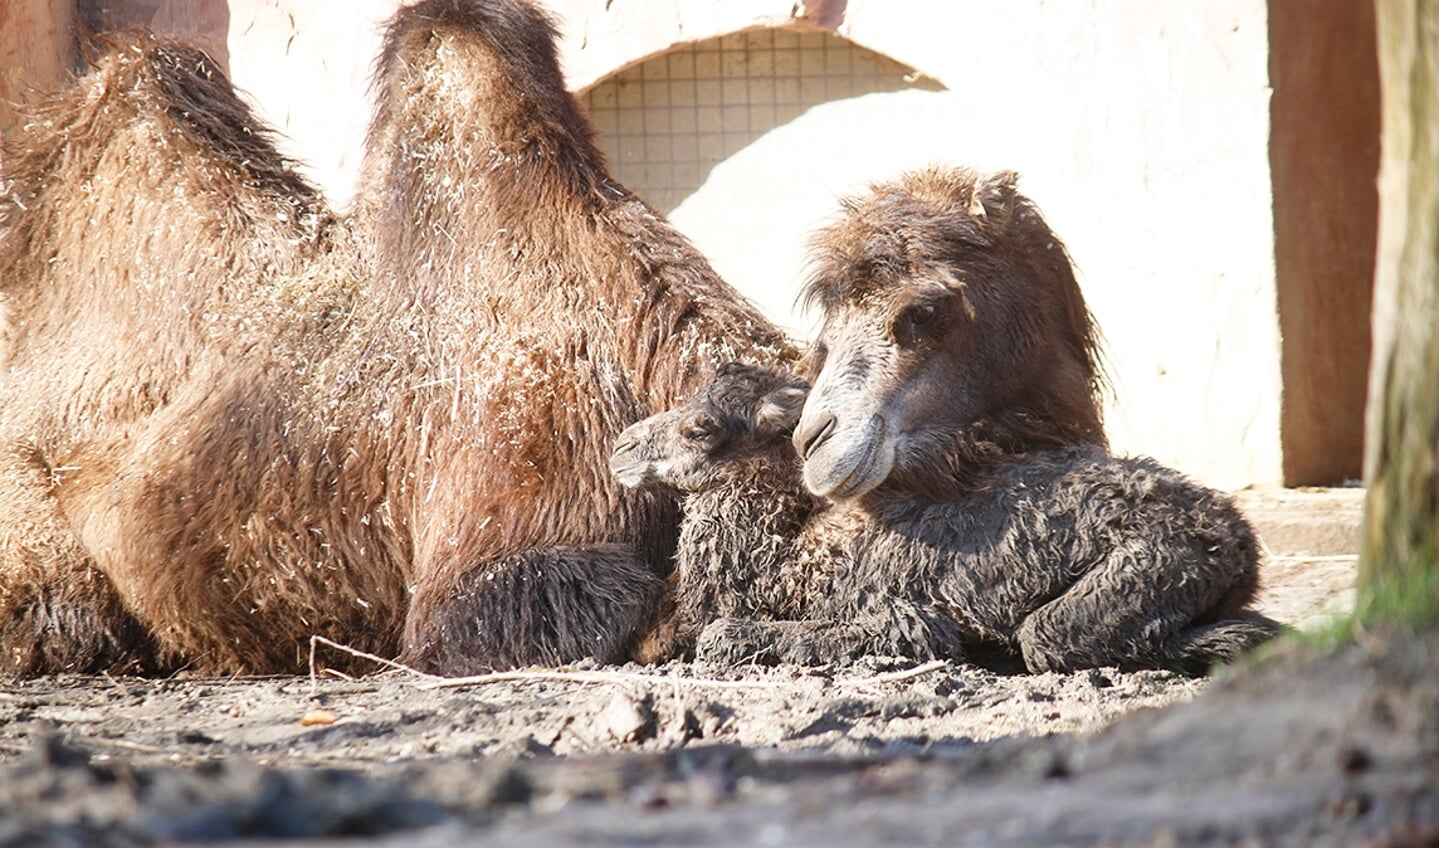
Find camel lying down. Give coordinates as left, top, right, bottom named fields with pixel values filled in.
left=613, top=362, right=1278, bottom=674
left=610, top=363, right=817, bottom=661
left=613, top=167, right=1281, bottom=676
left=0, top=0, right=792, bottom=677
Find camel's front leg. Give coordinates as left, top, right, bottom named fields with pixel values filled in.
left=402, top=543, right=666, bottom=676
left=0, top=440, right=158, bottom=676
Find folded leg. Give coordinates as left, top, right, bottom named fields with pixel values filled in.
left=0, top=442, right=157, bottom=675
left=403, top=544, right=666, bottom=675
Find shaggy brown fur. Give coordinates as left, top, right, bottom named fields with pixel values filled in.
left=795, top=167, right=1107, bottom=501
left=609, top=363, right=814, bottom=660
left=0, top=0, right=792, bottom=677
left=697, top=443, right=1282, bottom=675
left=646, top=172, right=1280, bottom=674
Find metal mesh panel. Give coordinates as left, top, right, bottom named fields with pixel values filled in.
left=581, top=29, right=929, bottom=213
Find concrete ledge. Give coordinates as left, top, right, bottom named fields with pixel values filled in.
left=1236, top=487, right=1363, bottom=629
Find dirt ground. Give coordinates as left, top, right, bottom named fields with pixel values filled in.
left=3, top=487, right=1435, bottom=847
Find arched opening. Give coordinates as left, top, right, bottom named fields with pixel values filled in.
left=580, top=28, right=942, bottom=332
left=581, top=28, right=939, bottom=213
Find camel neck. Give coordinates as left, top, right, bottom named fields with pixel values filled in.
left=674, top=466, right=814, bottom=622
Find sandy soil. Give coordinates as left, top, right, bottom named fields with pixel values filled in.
left=4, top=487, right=1433, bottom=847
left=1, top=630, right=1436, bottom=847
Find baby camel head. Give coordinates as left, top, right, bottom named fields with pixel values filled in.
left=610, top=362, right=809, bottom=493
left=794, top=167, right=1106, bottom=502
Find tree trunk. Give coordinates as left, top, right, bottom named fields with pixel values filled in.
left=1358, top=0, right=1439, bottom=630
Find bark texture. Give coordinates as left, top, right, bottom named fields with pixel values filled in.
left=1359, top=0, right=1439, bottom=629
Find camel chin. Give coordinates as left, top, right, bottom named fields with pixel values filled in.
left=801, top=413, right=894, bottom=501
left=608, top=461, right=654, bottom=489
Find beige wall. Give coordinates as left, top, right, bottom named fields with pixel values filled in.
left=4, top=1, right=1285, bottom=489
left=224, top=0, right=398, bottom=205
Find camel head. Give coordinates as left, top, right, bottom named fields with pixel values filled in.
left=793, top=167, right=1106, bottom=502
left=610, top=363, right=809, bottom=493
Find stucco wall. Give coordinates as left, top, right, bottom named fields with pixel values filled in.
left=2, top=0, right=1284, bottom=489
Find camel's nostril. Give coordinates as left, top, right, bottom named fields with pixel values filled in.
left=796, top=412, right=837, bottom=460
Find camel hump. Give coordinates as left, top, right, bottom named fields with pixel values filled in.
left=0, top=29, right=330, bottom=330
left=0, top=29, right=334, bottom=415
left=365, top=0, right=600, bottom=182
left=376, top=0, right=567, bottom=99
left=3, top=31, right=323, bottom=223
left=122, top=34, right=325, bottom=210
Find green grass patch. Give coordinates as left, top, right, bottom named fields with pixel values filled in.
left=1354, top=550, right=1439, bottom=633
left=1280, top=551, right=1439, bottom=659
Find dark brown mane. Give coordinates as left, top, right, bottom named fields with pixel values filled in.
left=800, top=174, right=993, bottom=315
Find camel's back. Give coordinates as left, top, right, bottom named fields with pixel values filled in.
left=847, top=446, right=1258, bottom=637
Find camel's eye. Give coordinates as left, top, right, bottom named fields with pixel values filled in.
left=892, top=295, right=953, bottom=345
left=907, top=303, right=937, bottom=327
left=683, top=414, right=720, bottom=443
left=800, top=341, right=829, bottom=381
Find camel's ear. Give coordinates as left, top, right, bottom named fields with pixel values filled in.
left=967, top=187, right=988, bottom=220
left=975, top=170, right=1020, bottom=233
left=754, top=386, right=809, bottom=439
left=965, top=170, right=1017, bottom=222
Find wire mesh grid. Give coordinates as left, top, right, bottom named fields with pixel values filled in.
left=581, top=28, right=927, bottom=213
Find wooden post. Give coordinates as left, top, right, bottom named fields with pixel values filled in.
left=1359, top=0, right=1439, bottom=630
left=0, top=0, right=75, bottom=147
